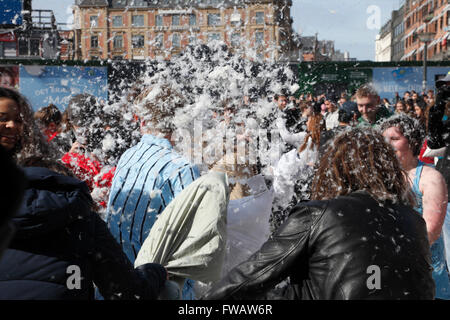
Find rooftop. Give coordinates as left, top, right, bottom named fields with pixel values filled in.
left=76, top=0, right=290, bottom=8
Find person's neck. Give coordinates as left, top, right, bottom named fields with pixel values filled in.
left=141, top=128, right=173, bottom=145
left=401, top=154, right=418, bottom=172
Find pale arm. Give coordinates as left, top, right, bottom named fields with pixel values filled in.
left=420, top=166, right=448, bottom=245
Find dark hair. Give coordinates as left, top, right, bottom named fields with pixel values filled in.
left=338, top=108, right=352, bottom=123
left=378, top=114, right=425, bottom=157
left=0, top=87, right=53, bottom=163
left=34, top=104, right=62, bottom=127
left=311, top=128, right=415, bottom=206
left=21, top=156, right=77, bottom=179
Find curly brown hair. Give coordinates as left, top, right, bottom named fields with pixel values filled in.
left=311, top=128, right=416, bottom=206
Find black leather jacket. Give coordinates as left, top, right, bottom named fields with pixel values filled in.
left=203, top=192, right=435, bottom=300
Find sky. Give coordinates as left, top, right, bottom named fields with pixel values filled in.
left=32, top=0, right=406, bottom=61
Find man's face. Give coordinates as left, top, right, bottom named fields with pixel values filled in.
left=277, top=96, right=287, bottom=110
left=356, top=95, right=378, bottom=122
left=404, top=92, right=410, bottom=99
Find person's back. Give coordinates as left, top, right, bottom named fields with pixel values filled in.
left=0, top=166, right=166, bottom=300
left=296, top=192, right=434, bottom=299
left=106, top=134, right=199, bottom=263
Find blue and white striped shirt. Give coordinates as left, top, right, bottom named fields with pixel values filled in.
left=106, top=134, right=200, bottom=264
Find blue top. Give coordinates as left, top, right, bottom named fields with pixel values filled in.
left=105, top=134, right=200, bottom=299
left=412, top=161, right=450, bottom=299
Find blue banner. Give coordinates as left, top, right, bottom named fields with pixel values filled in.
left=0, top=0, right=23, bottom=25
left=19, top=65, right=108, bottom=111
left=372, top=66, right=450, bottom=101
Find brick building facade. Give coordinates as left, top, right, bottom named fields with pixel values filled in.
left=73, top=0, right=297, bottom=61
left=402, top=0, right=449, bottom=61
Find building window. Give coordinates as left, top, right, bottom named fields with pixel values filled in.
left=132, top=15, right=144, bottom=27
left=208, top=13, right=221, bottom=26
left=91, top=35, right=99, bottom=48
left=155, top=33, right=163, bottom=47
left=255, top=31, right=264, bottom=47
left=189, top=14, right=196, bottom=26
left=90, top=16, right=98, bottom=27
left=132, top=35, right=145, bottom=48
left=112, top=16, right=123, bottom=27
left=30, top=39, right=40, bottom=56
left=231, top=33, right=240, bottom=47
left=156, top=14, right=163, bottom=26
left=172, top=33, right=180, bottom=48
left=208, top=33, right=221, bottom=41
left=113, top=35, right=123, bottom=48
left=255, top=12, right=264, bottom=25
left=230, top=13, right=241, bottom=26
left=172, top=15, right=180, bottom=26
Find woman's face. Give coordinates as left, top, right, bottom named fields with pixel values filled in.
left=395, top=102, right=404, bottom=113
left=0, top=98, right=23, bottom=151
left=414, top=106, right=423, bottom=118
left=382, top=126, right=412, bottom=164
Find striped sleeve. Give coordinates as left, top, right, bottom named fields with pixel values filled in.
left=171, top=164, right=200, bottom=196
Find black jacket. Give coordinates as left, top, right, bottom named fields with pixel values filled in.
left=0, top=167, right=166, bottom=300
left=203, top=192, right=435, bottom=300
left=0, top=146, right=26, bottom=259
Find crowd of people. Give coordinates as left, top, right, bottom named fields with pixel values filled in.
left=0, top=59, right=449, bottom=300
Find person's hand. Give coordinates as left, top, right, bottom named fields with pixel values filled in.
left=69, top=141, right=83, bottom=154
